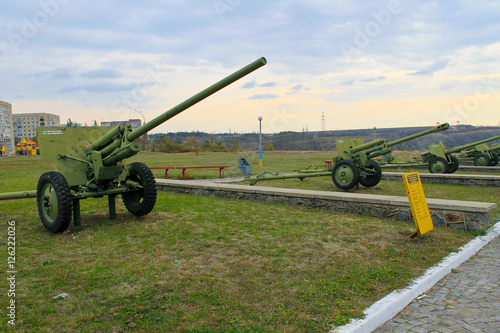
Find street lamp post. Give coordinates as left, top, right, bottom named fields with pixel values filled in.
left=258, top=115, right=263, bottom=167
left=134, top=109, right=147, bottom=151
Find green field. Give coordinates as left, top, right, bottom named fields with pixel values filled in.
left=0, top=151, right=498, bottom=332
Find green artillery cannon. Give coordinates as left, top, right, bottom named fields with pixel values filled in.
left=330, top=123, right=450, bottom=189
left=0, top=57, right=267, bottom=233
left=457, top=136, right=500, bottom=167
left=422, top=133, right=500, bottom=173
left=245, top=123, right=449, bottom=190
left=491, top=143, right=500, bottom=154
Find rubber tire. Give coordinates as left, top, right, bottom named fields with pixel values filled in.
left=428, top=157, right=449, bottom=174
left=36, top=171, right=73, bottom=233
left=446, top=155, right=460, bottom=174
left=473, top=153, right=491, bottom=167
left=489, top=152, right=498, bottom=166
left=122, top=162, right=157, bottom=216
left=332, top=159, right=359, bottom=190
left=359, top=161, right=382, bottom=188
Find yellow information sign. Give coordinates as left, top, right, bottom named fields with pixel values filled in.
left=402, top=172, right=434, bottom=238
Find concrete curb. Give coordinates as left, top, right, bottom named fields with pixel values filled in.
left=382, top=172, right=500, bottom=187
left=331, top=222, right=500, bottom=333
left=156, top=179, right=496, bottom=231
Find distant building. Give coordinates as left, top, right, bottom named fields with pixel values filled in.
left=0, top=100, right=15, bottom=155
left=101, top=119, right=147, bottom=150
left=101, top=119, right=142, bottom=130
left=13, top=112, right=60, bottom=139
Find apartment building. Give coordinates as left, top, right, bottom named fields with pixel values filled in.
left=0, top=100, right=15, bottom=155
left=13, top=113, right=60, bottom=139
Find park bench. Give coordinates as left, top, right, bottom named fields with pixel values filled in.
left=323, top=160, right=333, bottom=167
left=148, top=167, right=176, bottom=179
left=149, top=165, right=230, bottom=180
left=176, top=165, right=230, bottom=180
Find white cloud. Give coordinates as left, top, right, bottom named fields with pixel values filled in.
left=1, top=0, right=499, bottom=132
left=248, top=94, right=280, bottom=100
left=80, top=69, right=122, bottom=79
left=408, top=59, right=451, bottom=76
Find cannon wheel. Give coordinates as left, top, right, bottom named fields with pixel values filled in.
left=332, top=159, right=359, bottom=190
left=473, top=153, right=491, bottom=167
left=447, top=155, right=460, bottom=173
left=359, top=161, right=382, bottom=187
left=122, top=162, right=157, bottom=216
left=428, top=157, right=449, bottom=173
left=36, top=171, right=73, bottom=233
left=489, top=152, right=498, bottom=166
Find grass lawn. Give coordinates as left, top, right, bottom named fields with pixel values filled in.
left=0, top=151, right=497, bottom=332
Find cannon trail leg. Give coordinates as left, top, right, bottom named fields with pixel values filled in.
left=73, top=199, right=81, bottom=227
left=108, top=194, right=116, bottom=220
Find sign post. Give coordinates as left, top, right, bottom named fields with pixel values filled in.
left=402, top=172, right=434, bottom=238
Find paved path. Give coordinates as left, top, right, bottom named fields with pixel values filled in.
left=374, top=236, right=500, bottom=332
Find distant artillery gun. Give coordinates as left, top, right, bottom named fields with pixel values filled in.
left=245, top=123, right=449, bottom=190
left=456, top=137, right=500, bottom=167
left=330, top=123, right=450, bottom=189
left=0, top=57, right=267, bottom=233
left=422, top=134, right=500, bottom=173
left=490, top=142, right=500, bottom=156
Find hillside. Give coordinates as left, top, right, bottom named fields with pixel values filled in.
left=149, top=125, right=500, bottom=153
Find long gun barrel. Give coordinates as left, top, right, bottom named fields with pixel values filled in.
left=84, top=57, right=267, bottom=154
left=387, top=123, right=450, bottom=148
left=349, top=123, right=450, bottom=161
left=349, top=139, right=385, bottom=154
left=490, top=143, right=500, bottom=152
left=444, top=134, right=500, bottom=154
left=25, top=58, right=268, bottom=232
left=127, top=57, right=267, bottom=142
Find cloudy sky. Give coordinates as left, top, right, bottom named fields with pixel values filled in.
left=1, top=0, right=499, bottom=134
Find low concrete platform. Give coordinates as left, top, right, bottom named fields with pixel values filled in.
left=382, top=172, right=500, bottom=187
left=156, top=179, right=497, bottom=231
left=381, top=164, right=500, bottom=173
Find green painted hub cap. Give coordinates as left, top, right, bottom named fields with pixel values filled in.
left=430, top=160, right=446, bottom=173
left=475, top=156, right=489, bottom=166
left=41, top=183, right=58, bottom=223
left=335, top=165, right=356, bottom=184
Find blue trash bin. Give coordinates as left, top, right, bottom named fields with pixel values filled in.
left=238, top=156, right=252, bottom=175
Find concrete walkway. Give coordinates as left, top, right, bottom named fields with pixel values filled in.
left=374, top=234, right=500, bottom=332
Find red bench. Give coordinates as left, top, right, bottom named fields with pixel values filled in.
left=323, top=160, right=333, bottom=167
left=176, top=165, right=230, bottom=180
left=148, top=167, right=176, bottom=179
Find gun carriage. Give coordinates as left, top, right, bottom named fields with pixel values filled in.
left=0, top=57, right=267, bottom=233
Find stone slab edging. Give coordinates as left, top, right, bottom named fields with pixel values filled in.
left=382, top=172, right=500, bottom=187
left=330, top=222, right=500, bottom=333
left=381, top=165, right=500, bottom=173
left=155, top=179, right=496, bottom=231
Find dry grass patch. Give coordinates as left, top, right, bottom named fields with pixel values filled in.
left=0, top=153, right=491, bottom=332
